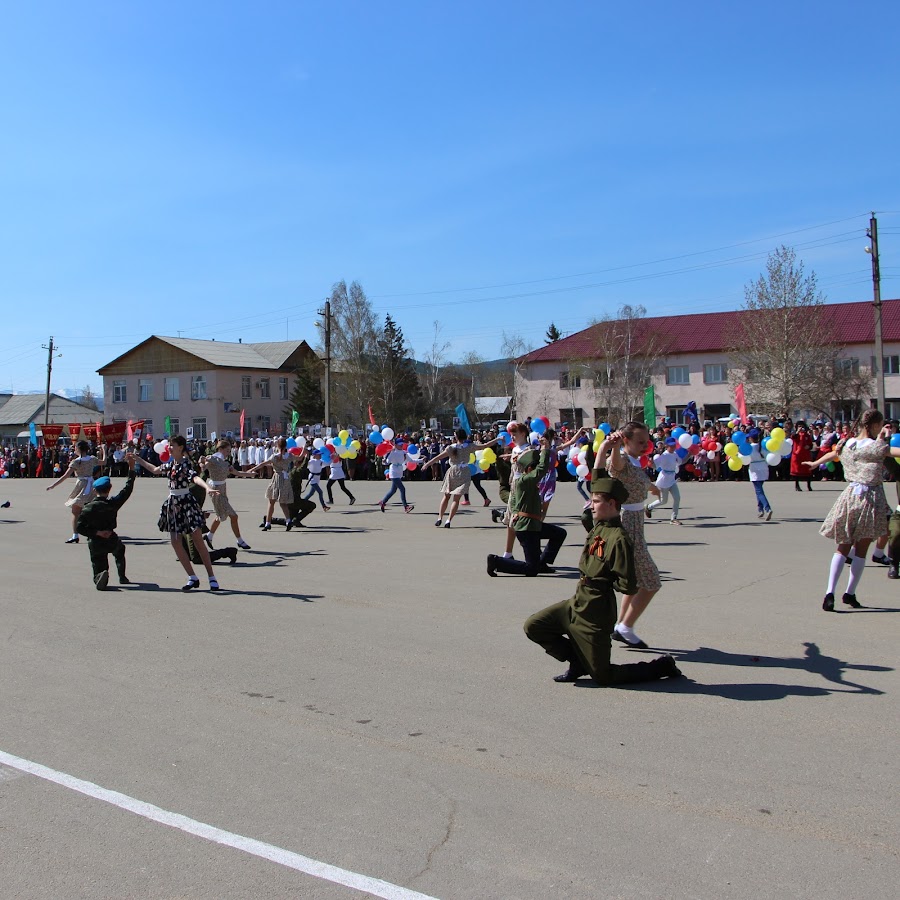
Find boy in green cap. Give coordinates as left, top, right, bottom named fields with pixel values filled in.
left=524, top=473, right=683, bottom=686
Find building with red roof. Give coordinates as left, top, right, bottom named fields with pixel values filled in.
left=515, top=298, right=900, bottom=425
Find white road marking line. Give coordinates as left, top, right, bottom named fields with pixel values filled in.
left=0, top=749, right=439, bottom=900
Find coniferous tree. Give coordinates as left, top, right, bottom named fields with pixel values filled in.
left=376, top=314, right=422, bottom=428
left=284, top=358, right=324, bottom=424
left=545, top=322, right=562, bottom=344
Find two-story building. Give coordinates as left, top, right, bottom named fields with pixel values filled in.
left=98, top=336, right=318, bottom=440
left=515, top=298, right=900, bottom=426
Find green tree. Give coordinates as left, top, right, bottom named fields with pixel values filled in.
left=283, top=357, right=324, bottom=425
left=375, top=314, right=422, bottom=428
left=545, top=322, right=562, bottom=344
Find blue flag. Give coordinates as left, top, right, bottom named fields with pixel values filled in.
left=683, top=401, right=699, bottom=424
left=455, top=404, right=471, bottom=436
left=29, top=422, right=38, bottom=447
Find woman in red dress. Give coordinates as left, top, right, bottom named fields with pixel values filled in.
left=791, top=421, right=814, bottom=491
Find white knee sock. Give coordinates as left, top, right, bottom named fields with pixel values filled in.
left=826, top=553, right=845, bottom=595
left=846, top=556, right=866, bottom=595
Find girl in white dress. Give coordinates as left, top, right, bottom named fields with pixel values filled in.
left=46, top=439, right=106, bottom=543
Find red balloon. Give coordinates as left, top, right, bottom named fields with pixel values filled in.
left=159, top=450, right=170, bottom=462
left=406, top=461, right=417, bottom=471
left=288, top=446, right=302, bottom=456
left=640, top=454, right=651, bottom=468
left=375, top=442, right=392, bottom=457
left=584, top=470, right=591, bottom=481
left=646, top=440, right=654, bottom=454
left=688, top=443, right=700, bottom=455
left=539, top=416, right=551, bottom=429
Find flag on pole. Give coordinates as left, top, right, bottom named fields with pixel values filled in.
left=239, top=409, right=245, bottom=440
left=291, top=410, right=299, bottom=434
left=643, top=386, right=657, bottom=427
left=165, top=415, right=173, bottom=437
left=29, top=422, right=37, bottom=447
left=734, top=383, right=748, bottom=425
left=368, top=405, right=377, bottom=427
left=455, top=403, right=471, bottom=436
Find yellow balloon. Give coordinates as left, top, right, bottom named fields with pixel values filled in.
left=724, top=442, right=739, bottom=457
left=767, top=438, right=782, bottom=453
left=338, top=429, right=349, bottom=442
left=351, top=440, right=361, bottom=450
left=469, top=452, right=476, bottom=464
left=482, top=448, right=496, bottom=464
left=479, top=459, right=490, bottom=471
left=771, top=427, right=786, bottom=441
left=728, top=456, right=743, bottom=471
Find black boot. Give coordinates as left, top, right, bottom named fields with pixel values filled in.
left=614, top=655, right=683, bottom=684
left=842, top=592, right=863, bottom=609
left=889, top=563, right=899, bottom=580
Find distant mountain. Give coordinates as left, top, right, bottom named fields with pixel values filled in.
left=5, top=387, right=104, bottom=412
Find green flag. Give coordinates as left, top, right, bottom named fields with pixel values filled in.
left=643, top=386, right=656, bottom=427
left=164, top=415, right=172, bottom=436
left=291, top=409, right=299, bottom=434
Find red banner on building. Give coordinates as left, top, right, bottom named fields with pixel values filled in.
left=68, top=423, right=83, bottom=440
left=41, top=424, right=64, bottom=445
left=101, top=422, right=128, bottom=444
left=130, top=420, right=145, bottom=443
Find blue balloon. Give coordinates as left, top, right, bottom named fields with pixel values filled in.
left=286, top=437, right=297, bottom=448
left=468, top=463, right=478, bottom=475
left=672, top=427, right=685, bottom=438
left=368, top=430, right=383, bottom=445
left=382, top=424, right=389, bottom=432
left=567, top=461, right=578, bottom=476
left=761, top=437, right=770, bottom=453
left=407, top=444, right=418, bottom=455
left=676, top=447, right=688, bottom=459
left=498, top=431, right=511, bottom=446
left=891, top=434, right=900, bottom=448
left=599, top=423, right=612, bottom=435
left=531, top=418, right=547, bottom=435
left=691, top=434, right=700, bottom=445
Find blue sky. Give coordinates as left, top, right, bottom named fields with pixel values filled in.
left=2, top=1, right=899, bottom=394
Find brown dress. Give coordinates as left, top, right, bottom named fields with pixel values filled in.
left=204, top=454, right=237, bottom=521
left=65, top=456, right=99, bottom=507
left=265, top=454, right=294, bottom=504
left=612, top=457, right=662, bottom=592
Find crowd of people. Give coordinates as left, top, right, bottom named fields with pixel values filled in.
left=9, top=410, right=896, bottom=691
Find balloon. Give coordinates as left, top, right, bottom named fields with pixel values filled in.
left=640, top=454, right=652, bottom=468
left=497, top=431, right=511, bottom=446
left=576, top=464, right=589, bottom=478
left=767, top=439, right=782, bottom=454
left=368, top=430, right=383, bottom=445
left=727, top=456, right=742, bottom=471
left=538, top=416, right=551, bottom=429
left=567, top=461, right=578, bottom=476
left=724, top=442, right=739, bottom=457
left=584, top=470, right=592, bottom=481
left=469, top=452, right=476, bottom=464
left=688, top=443, right=701, bottom=455
left=760, top=438, right=770, bottom=453
left=678, top=434, right=692, bottom=450
left=346, top=450, right=357, bottom=459
left=296, top=435, right=307, bottom=449
left=672, top=427, right=685, bottom=438
left=529, top=431, right=541, bottom=445
left=288, top=446, right=302, bottom=456
left=826, top=462, right=836, bottom=472
left=313, top=438, right=325, bottom=450
left=766, top=452, right=782, bottom=466
left=375, top=442, right=391, bottom=457
left=326, top=443, right=336, bottom=455
left=733, top=431, right=747, bottom=444
left=691, top=434, right=700, bottom=444
left=676, top=447, right=688, bottom=459
left=715, top=442, right=723, bottom=452
left=479, top=459, right=490, bottom=471
left=482, top=448, right=496, bottom=464
left=891, top=434, right=900, bottom=449
left=779, top=438, right=793, bottom=456
left=286, top=437, right=296, bottom=449
left=739, top=454, right=752, bottom=465
left=153, top=442, right=164, bottom=454
left=506, top=421, right=517, bottom=433
left=338, top=430, right=349, bottom=442
left=406, top=444, right=418, bottom=456
left=598, top=423, right=612, bottom=435
left=468, top=463, right=478, bottom=474
left=406, top=461, right=417, bottom=471
left=159, top=450, right=170, bottom=462
left=771, top=427, right=786, bottom=442
left=531, top=418, right=547, bottom=435
left=382, top=427, right=395, bottom=441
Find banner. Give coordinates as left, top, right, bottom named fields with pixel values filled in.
left=734, top=383, right=748, bottom=425
left=29, top=422, right=38, bottom=447
left=131, top=420, right=145, bottom=443
left=239, top=409, right=245, bottom=440
left=455, top=403, right=471, bottom=436
left=68, top=423, right=83, bottom=440
left=41, top=424, right=64, bottom=445
left=291, top=410, right=299, bottom=434
left=643, top=386, right=657, bottom=427
left=368, top=405, right=377, bottom=427
left=101, top=422, right=128, bottom=444
left=95, top=422, right=103, bottom=443
left=164, top=415, right=172, bottom=437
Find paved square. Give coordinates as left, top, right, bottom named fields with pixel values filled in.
left=1, top=475, right=897, bottom=898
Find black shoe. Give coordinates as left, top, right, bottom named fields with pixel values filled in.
left=658, top=655, right=683, bottom=678
left=285, top=519, right=293, bottom=532
left=182, top=578, right=200, bottom=592
left=118, top=575, right=131, bottom=585
left=0, top=501, right=10, bottom=508
left=822, top=592, right=835, bottom=611
left=538, top=563, right=556, bottom=574
left=795, top=484, right=802, bottom=492
left=842, top=592, right=862, bottom=609
left=65, top=536, right=79, bottom=544
left=807, top=485, right=813, bottom=491
left=612, top=630, right=648, bottom=649
left=553, top=665, right=585, bottom=682
left=872, top=555, right=891, bottom=566
left=491, top=509, right=502, bottom=524
left=434, top=519, right=443, bottom=527
left=889, top=564, right=899, bottom=580
left=645, top=506, right=652, bottom=518
left=443, top=521, right=450, bottom=528
left=349, top=496, right=356, bottom=506
left=226, top=548, right=238, bottom=565
left=258, top=518, right=266, bottom=529
left=486, top=554, right=498, bottom=577
left=94, top=571, right=109, bottom=591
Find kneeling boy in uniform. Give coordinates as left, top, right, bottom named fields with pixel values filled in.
left=524, top=474, right=683, bottom=686
left=75, top=455, right=136, bottom=590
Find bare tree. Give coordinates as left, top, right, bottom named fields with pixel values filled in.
left=727, top=246, right=852, bottom=418
left=77, top=384, right=100, bottom=411
left=501, top=331, right=534, bottom=418
left=589, top=304, right=670, bottom=427
left=317, top=280, right=379, bottom=424
left=421, top=320, right=451, bottom=416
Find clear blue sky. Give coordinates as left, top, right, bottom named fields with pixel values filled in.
left=2, top=1, right=899, bottom=395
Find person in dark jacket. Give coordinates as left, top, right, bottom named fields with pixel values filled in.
left=75, top=455, right=136, bottom=590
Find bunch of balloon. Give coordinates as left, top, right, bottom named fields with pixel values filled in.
left=405, top=442, right=423, bottom=472
left=472, top=445, right=497, bottom=475
left=759, top=427, right=793, bottom=467
left=153, top=439, right=171, bottom=462
left=285, top=435, right=307, bottom=456
left=528, top=415, right=551, bottom=446
left=330, top=429, right=362, bottom=463
left=670, top=426, right=702, bottom=464
left=592, top=422, right=612, bottom=453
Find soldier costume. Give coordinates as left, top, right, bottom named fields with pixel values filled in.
left=524, top=475, right=682, bottom=686
left=75, top=470, right=135, bottom=590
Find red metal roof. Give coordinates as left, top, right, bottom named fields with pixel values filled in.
left=522, top=298, right=900, bottom=362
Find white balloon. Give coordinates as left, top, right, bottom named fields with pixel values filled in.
left=678, top=434, right=692, bottom=449
left=381, top=427, right=395, bottom=441
left=780, top=438, right=793, bottom=456
left=312, top=437, right=325, bottom=450
left=296, top=435, right=307, bottom=449
left=766, top=452, right=782, bottom=466
left=738, top=454, right=751, bottom=465
left=576, top=464, right=589, bottom=478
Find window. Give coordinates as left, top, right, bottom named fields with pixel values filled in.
left=884, top=356, right=900, bottom=375
left=259, top=415, right=270, bottom=435
left=279, top=377, right=288, bottom=400
left=834, top=358, right=860, bottom=377
left=242, top=376, right=251, bottom=399
left=558, top=408, right=583, bottom=428
left=191, top=374, right=207, bottom=400
left=113, top=380, right=127, bottom=403
left=164, top=377, right=180, bottom=401
left=138, top=379, right=152, bottom=402
left=259, top=377, right=270, bottom=399
left=703, top=364, right=727, bottom=384
left=595, top=370, right=613, bottom=387
left=142, top=419, right=153, bottom=439
left=885, top=400, right=900, bottom=420
left=666, top=405, right=686, bottom=422
left=191, top=417, right=207, bottom=440
left=559, top=371, right=581, bottom=390
left=167, top=417, right=180, bottom=436
left=666, top=366, right=690, bottom=385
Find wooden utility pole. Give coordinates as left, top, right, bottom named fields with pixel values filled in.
left=322, top=300, right=332, bottom=428
left=41, top=336, right=57, bottom=426
left=867, top=214, right=884, bottom=412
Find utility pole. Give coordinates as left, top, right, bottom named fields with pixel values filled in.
left=867, top=214, right=884, bottom=412
left=41, top=336, right=60, bottom=426
left=318, top=299, right=332, bottom=428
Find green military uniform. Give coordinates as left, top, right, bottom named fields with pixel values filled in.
left=75, top=474, right=135, bottom=587
left=524, top=476, right=681, bottom=686
left=884, top=458, right=900, bottom=576
left=508, top=448, right=549, bottom=532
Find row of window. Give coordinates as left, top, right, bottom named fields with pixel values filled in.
left=112, top=376, right=289, bottom=403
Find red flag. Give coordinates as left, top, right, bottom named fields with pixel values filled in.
left=68, top=423, right=82, bottom=440
left=240, top=408, right=246, bottom=440
left=368, top=405, right=377, bottom=427
left=102, top=422, right=127, bottom=444
left=131, top=420, right=145, bottom=443
left=36, top=456, right=43, bottom=477
left=41, top=424, right=64, bottom=445
left=735, top=383, right=748, bottom=425
left=95, top=422, right=103, bottom=443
